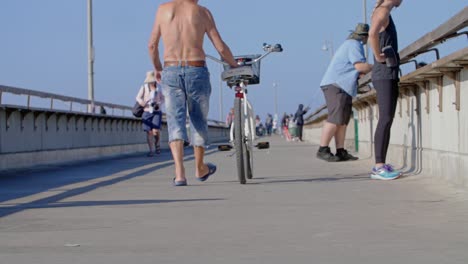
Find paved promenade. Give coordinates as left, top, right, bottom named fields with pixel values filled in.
left=1, top=136, right=468, bottom=264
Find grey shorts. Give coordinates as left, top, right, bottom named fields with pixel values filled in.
left=321, top=84, right=352, bottom=125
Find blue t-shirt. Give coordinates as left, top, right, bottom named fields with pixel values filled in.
left=320, top=39, right=366, bottom=97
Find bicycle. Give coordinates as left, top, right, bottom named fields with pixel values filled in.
left=207, top=43, right=283, bottom=184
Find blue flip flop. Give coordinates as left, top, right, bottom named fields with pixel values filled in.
left=197, top=163, right=217, bottom=182
left=173, top=178, right=187, bottom=186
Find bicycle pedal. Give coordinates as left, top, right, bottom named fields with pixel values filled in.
left=218, top=145, right=233, bottom=151
left=255, top=142, right=270, bottom=149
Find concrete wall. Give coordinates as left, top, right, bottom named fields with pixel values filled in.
left=303, top=66, right=468, bottom=188
left=358, top=69, right=468, bottom=187
left=0, top=109, right=229, bottom=171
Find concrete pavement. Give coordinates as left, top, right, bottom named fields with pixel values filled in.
left=1, top=136, right=468, bottom=264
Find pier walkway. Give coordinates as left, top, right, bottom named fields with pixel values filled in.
left=1, top=136, right=467, bottom=264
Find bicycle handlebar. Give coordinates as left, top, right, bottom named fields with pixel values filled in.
left=207, top=43, right=283, bottom=87
left=206, top=43, right=283, bottom=66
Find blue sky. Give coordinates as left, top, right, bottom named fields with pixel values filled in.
left=1, top=1, right=466, bottom=121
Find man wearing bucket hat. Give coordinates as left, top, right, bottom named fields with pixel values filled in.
left=317, top=23, right=372, bottom=162
left=136, top=71, right=165, bottom=157
left=148, top=0, right=238, bottom=186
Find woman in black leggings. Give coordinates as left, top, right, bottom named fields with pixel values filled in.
left=368, top=0, right=403, bottom=180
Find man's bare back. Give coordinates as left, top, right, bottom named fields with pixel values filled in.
left=149, top=0, right=237, bottom=78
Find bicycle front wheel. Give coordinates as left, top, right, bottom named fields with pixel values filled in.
left=234, top=97, right=246, bottom=184
left=244, top=147, right=253, bottom=179
left=242, top=107, right=254, bottom=180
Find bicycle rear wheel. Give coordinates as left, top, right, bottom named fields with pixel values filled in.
left=234, top=97, right=246, bottom=184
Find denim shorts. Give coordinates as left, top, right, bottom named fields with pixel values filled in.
left=161, top=66, right=211, bottom=147
left=142, top=110, right=162, bottom=132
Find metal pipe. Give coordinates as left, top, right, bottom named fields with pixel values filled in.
left=219, top=64, right=223, bottom=121
left=87, top=0, right=95, bottom=113
left=363, top=0, right=369, bottom=60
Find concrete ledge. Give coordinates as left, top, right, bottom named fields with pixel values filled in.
left=358, top=142, right=468, bottom=188
left=0, top=143, right=148, bottom=171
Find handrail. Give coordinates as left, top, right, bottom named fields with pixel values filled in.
left=304, top=105, right=327, bottom=123
left=0, top=84, right=132, bottom=114
left=305, top=7, right=467, bottom=125
left=399, top=7, right=468, bottom=64
left=1, top=85, right=230, bottom=127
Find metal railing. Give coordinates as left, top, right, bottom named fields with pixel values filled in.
left=0, top=84, right=132, bottom=116
left=0, top=84, right=228, bottom=127
left=304, top=7, right=468, bottom=125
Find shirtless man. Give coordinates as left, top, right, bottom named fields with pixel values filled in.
left=149, top=0, right=238, bottom=186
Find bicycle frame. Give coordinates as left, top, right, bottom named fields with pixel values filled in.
left=207, top=43, right=283, bottom=184
left=229, top=83, right=255, bottom=141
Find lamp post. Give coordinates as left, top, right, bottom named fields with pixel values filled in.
left=322, top=40, right=334, bottom=59
left=87, top=0, right=95, bottom=113
left=273, top=82, right=278, bottom=118
left=219, top=64, right=223, bottom=121
left=363, top=0, right=369, bottom=60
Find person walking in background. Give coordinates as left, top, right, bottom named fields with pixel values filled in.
left=255, top=115, right=261, bottom=136
left=226, top=108, right=234, bottom=128
left=368, top=0, right=403, bottom=180
left=281, top=112, right=291, bottom=141
left=136, top=71, right=164, bottom=157
left=272, top=114, right=279, bottom=135
left=293, top=104, right=310, bottom=141
left=149, top=0, right=238, bottom=186
left=317, top=23, right=372, bottom=162
left=265, top=113, right=273, bottom=136
left=288, top=114, right=298, bottom=141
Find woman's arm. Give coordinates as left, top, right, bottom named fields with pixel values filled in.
left=369, top=7, right=389, bottom=63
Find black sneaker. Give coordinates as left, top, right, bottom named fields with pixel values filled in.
left=316, top=147, right=340, bottom=162
left=336, top=149, right=359, bottom=161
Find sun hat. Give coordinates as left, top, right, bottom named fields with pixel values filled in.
left=144, top=71, right=157, bottom=83
left=353, top=23, right=369, bottom=35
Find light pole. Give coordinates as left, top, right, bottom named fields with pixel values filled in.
left=322, top=40, right=334, bottom=59
left=219, top=64, right=223, bottom=121
left=363, top=0, right=369, bottom=60
left=87, top=0, right=95, bottom=113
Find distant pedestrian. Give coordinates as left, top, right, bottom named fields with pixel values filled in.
left=288, top=114, right=298, bottom=141
left=317, top=23, right=372, bottom=162
left=293, top=104, right=310, bottom=141
left=272, top=114, right=279, bottom=134
left=136, top=71, right=165, bottom=157
left=265, top=114, right=273, bottom=136
left=99, top=106, right=107, bottom=115
left=226, top=108, right=234, bottom=128
left=255, top=115, right=264, bottom=137
left=368, top=0, right=403, bottom=180
left=281, top=113, right=291, bottom=141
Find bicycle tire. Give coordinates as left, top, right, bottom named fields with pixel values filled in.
left=234, top=97, right=246, bottom=184
left=242, top=109, right=254, bottom=180
left=244, top=148, right=253, bottom=179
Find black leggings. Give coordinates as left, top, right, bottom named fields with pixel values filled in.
left=373, top=79, right=399, bottom=164
left=296, top=125, right=303, bottom=141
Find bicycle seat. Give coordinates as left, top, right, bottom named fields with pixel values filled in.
left=221, top=66, right=254, bottom=81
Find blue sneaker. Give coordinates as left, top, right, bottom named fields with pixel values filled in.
left=370, top=166, right=401, bottom=180
left=382, top=164, right=402, bottom=174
